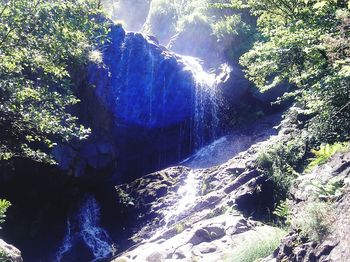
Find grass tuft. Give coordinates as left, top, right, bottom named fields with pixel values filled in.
left=228, top=226, right=286, bottom=262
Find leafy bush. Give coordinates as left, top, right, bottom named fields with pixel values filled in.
left=239, top=0, right=350, bottom=143
left=306, top=142, right=349, bottom=172
left=143, top=0, right=255, bottom=61
left=257, top=136, right=307, bottom=204
left=0, top=0, right=110, bottom=163
left=228, top=226, right=286, bottom=262
left=294, top=201, right=333, bottom=242
left=0, top=199, right=11, bottom=229
left=142, top=0, right=180, bottom=42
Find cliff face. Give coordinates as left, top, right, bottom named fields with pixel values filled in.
left=52, top=21, right=282, bottom=182
left=54, top=25, right=222, bottom=182
left=88, top=26, right=195, bottom=129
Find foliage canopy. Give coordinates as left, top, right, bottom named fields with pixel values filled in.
left=238, top=0, right=350, bottom=142
left=0, top=0, right=110, bottom=163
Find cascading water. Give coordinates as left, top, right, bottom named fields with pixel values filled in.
left=181, top=56, right=219, bottom=148
left=163, top=170, right=201, bottom=226
left=55, top=196, right=114, bottom=262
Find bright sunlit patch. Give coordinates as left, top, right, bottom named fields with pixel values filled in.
left=181, top=56, right=216, bottom=89
left=88, top=50, right=103, bottom=65
left=163, top=170, right=200, bottom=226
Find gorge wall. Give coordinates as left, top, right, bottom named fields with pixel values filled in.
left=54, top=24, right=227, bottom=183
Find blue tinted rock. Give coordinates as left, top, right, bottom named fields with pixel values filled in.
left=88, top=25, right=194, bottom=128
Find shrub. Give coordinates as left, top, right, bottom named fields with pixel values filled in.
left=294, top=201, right=333, bottom=242
left=309, top=177, right=345, bottom=202
left=228, top=226, right=286, bottom=262
left=142, top=0, right=178, bottom=42
left=257, top=136, right=307, bottom=204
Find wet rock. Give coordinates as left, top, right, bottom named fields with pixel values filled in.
left=224, top=170, right=260, bottom=194
left=189, top=226, right=225, bottom=245
left=189, top=228, right=212, bottom=245
left=196, top=243, right=217, bottom=254
left=226, top=218, right=251, bottom=235
left=113, top=257, right=133, bottom=262
left=110, top=114, right=300, bottom=261
left=315, top=240, right=338, bottom=258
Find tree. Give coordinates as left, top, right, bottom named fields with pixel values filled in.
left=239, top=0, right=350, bottom=142
left=0, top=0, right=110, bottom=163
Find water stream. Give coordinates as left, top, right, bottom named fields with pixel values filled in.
left=55, top=196, right=113, bottom=262
left=163, top=170, right=201, bottom=226
left=181, top=56, right=220, bottom=148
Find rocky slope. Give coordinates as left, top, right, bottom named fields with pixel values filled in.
left=109, top=113, right=292, bottom=261
left=110, top=111, right=350, bottom=262
left=269, top=150, right=350, bottom=262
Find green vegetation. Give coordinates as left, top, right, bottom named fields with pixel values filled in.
left=306, top=142, right=349, bottom=172
left=141, top=0, right=255, bottom=61
left=294, top=201, right=333, bottom=242
left=257, top=136, right=307, bottom=204
left=174, top=222, right=186, bottom=234
left=238, top=0, right=350, bottom=143
left=0, top=250, right=10, bottom=262
left=204, top=206, right=227, bottom=219
left=0, top=0, right=110, bottom=163
left=0, top=199, right=11, bottom=230
left=273, top=200, right=291, bottom=226
left=115, top=188, right=135, bottom=206
left=228, top=226, right=286, bottom=262
left=311, top=177, right=345, bottom=201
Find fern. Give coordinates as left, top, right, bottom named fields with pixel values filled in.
left=311, top=177, right=345, bottom=201
left=306, top=142, right=349, bottom=172
left=0, top=199, right=11, bottom=229
left=273, top=200, right=291, bottom=225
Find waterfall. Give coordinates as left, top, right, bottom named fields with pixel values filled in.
left=181, top=56, right=219, bottom=149
left=163, top=170, right=200, bottom=226
left=55, top=196, right=113, bottom=262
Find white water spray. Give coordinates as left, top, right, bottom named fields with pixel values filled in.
left=55, top=196, right=113, bottom=262
left=163, top=170, right=201, bottom=226
left=181, top=56, right=219, bottom=148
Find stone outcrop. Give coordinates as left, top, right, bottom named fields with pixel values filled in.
left=268, top=150, right=350, bottom=262
left=0, top=239, right=23, bottom=262
left=109, top=112, right=294, bottom=261
left=52, top=17, right=287, bottom=182
left=54, top=24, right=220, bottom=181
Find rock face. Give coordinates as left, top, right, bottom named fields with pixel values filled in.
left=109, top=113, right=291, bottom=261
left=88, top=27, right=195, bottom=129
left=0, top=239, right=23, bottom=262
left=54, top=24, right=223, bottom=181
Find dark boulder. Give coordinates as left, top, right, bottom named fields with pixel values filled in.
left=54, top=25, right=217, bottom=182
